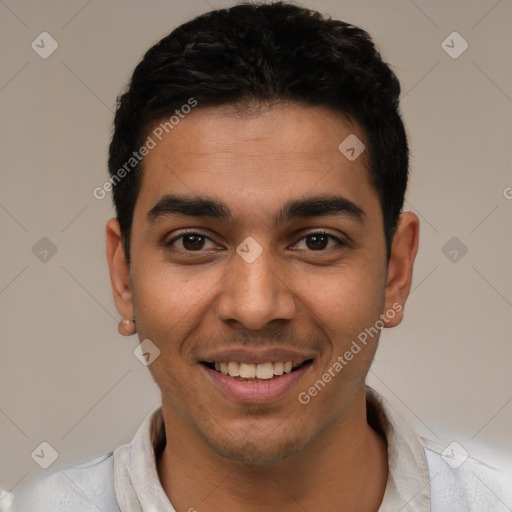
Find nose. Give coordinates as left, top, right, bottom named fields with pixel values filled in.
left=216, top=243, right=296, bottom=330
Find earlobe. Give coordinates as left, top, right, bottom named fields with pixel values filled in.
left=106, top=218, right=134, bottom=321
left=118, top=318, right=137, bottom=336
left=383, top=212, right=420, bottom=328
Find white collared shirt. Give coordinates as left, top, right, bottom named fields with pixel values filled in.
left=12, top=387, right=512, bottom=511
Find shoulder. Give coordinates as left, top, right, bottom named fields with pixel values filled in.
left=13, top=452, right=120, bottom=512
left=421, top=438, right=512, bottom=511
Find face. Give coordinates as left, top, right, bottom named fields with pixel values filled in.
left=107, top=103, right=418, bottom=464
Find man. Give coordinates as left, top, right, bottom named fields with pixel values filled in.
left=13, top=2, right=511, bottom=511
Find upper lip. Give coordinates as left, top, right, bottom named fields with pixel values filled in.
left=198, top=346, right=317, bottom=365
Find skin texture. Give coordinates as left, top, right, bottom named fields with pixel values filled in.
left=106, top=103, right=419, bottom=511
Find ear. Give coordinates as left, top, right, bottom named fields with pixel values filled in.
left=106, top=218, right=134, bottom=320
left=382, top=212, right=419, bottom=328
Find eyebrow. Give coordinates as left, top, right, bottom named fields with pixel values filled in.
left=146, top=193, right=365, bottom=226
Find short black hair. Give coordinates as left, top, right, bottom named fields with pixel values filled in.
left=108, top=1, right=408, bottom=263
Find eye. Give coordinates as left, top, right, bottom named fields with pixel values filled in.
left=165, top=230, right=346, bottom=253
left=165, top=231, right=218, bottom=251
left=292, top=232, right=345, bottom=251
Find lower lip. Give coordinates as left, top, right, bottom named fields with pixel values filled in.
left=201, top=363, right=312, bottom=404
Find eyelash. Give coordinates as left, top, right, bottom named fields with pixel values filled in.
left=165, top=230, right=346, bottom=252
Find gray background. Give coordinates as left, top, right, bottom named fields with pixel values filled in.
left=1, top=0, right=511, bottom=496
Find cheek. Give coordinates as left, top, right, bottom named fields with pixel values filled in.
left=131, top=243, right=386, bottom=353
left=295, top=258, right=386, bottom=339
left=131, top=260, right=223, bottom=350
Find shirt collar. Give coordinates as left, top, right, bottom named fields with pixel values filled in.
left=114, top=386, right=431, bottom=511
left=366, top=386, right=431, bottom=511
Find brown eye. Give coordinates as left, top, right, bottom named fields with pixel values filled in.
left=166, top=232, right=216, bottom=251
left=305, top=233, right=329, bottom=250
left=181, top=234, right=206, bottom=251
left=294, top=232, right=344, bottom=251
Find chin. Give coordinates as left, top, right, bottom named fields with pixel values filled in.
left=202, top=426, right=308, bottom=465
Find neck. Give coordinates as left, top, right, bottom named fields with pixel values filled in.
left=157, top=388, right=388, bottom=512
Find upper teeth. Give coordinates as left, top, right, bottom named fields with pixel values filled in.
left=214, top=361, right=300, bottom=379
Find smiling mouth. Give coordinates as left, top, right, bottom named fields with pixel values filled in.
left=201, top=360, right=313, bottom=381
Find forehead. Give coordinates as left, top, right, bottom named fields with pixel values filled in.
left=134, top=103, right=380, bottom=227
